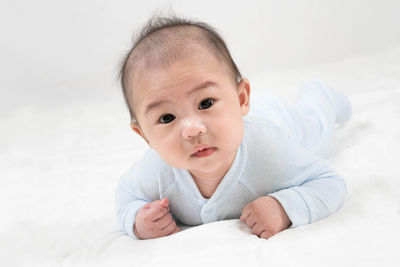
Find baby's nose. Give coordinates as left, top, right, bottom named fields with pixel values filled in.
left=181, top=117, right=206, bottom=140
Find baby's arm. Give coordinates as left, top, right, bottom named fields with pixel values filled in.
left=268, top=161, right=347, bottom=228
left=115, top=165, right=180, bottom=239
left=240, top=163, right=346, bottom=238
left=240, top=125, right=346, bottom=238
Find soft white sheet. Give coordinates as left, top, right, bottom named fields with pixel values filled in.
left=1, top=46, right=400, bottom=267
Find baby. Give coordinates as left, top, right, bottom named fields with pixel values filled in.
left=115, top=16, right=351, bottom=240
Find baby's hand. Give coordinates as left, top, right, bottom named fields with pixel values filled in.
left=134, top=198, right=180, bottom=239
left=240, top=196, right=291, bottom=239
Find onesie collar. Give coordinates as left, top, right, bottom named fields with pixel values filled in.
left=172, top=135, right=248, bottom=204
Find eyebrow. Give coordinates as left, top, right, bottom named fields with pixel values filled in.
left=144, top=81, right=217, bottom=115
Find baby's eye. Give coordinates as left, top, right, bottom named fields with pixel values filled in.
left=159, top=113, right=176, bottom=124
left=198, top=98, right=214, bottom=110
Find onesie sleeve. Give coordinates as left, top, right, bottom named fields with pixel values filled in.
left=114, top=166, right=148, bottom=239
left=268, top=163, right=347, bottom=227
left=264, top=128, right=347, bottom=228
left=114, top=150, right=165, bottom=239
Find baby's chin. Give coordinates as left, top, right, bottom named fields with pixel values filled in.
left=193, top=149, right=239, bottom=174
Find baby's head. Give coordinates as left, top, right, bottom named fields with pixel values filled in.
left=118, top=16, right=251, bottom=178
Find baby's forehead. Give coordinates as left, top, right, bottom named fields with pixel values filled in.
left=128, top=32, right=229, bottom=96
left=129, top=26, right=220, bottom=73
left=134, top=51, right=226, bottom=96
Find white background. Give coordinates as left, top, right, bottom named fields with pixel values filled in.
left=1, top=1, right=400, bottom=266
left=1, top=0, right=400, bottom=112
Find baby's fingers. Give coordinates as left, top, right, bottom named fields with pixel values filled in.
left=147, top=204, right=169, bottom=222
left=240, top=205, right=252, bottom=222
left=161, top=219, right=179, bottom=236
left=169, top=226, right=180, bottom=235
left=244, top=215, right=257, bottom=229
left=259, top=230, right=273, bottom=239
left=156, top=212, right=173, bottom=229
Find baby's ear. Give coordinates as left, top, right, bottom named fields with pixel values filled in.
left=238, top=78, right=251, bottom=115
left=130, top=122, right=150, bottom=144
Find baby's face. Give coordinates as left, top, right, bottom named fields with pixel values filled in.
left=130, top=49, right=250, bottom=179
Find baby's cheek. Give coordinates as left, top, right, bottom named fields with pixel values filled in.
left=219, top=118, right=243, bottom=145
left=158, top=143, right=187, bottom=168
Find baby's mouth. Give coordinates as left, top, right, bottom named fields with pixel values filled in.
left=191, top=146, right=217, bottom=157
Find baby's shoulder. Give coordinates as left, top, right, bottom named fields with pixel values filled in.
left=242, top=114, right=297, bottom=162
left=243, top=114, right=290, bottom=141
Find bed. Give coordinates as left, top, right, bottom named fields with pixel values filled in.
left=1, top=45, right=399, bottom=267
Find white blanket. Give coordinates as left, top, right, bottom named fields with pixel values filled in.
left=1, top=46, right=399, bottom=267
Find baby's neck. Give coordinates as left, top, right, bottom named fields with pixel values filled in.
left=191, top=175, right=223, bottom=199
left=190, top=152, right=236, bottom=199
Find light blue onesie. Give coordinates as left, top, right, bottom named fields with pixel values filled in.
left=115, top=79, right=352, bottom=239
